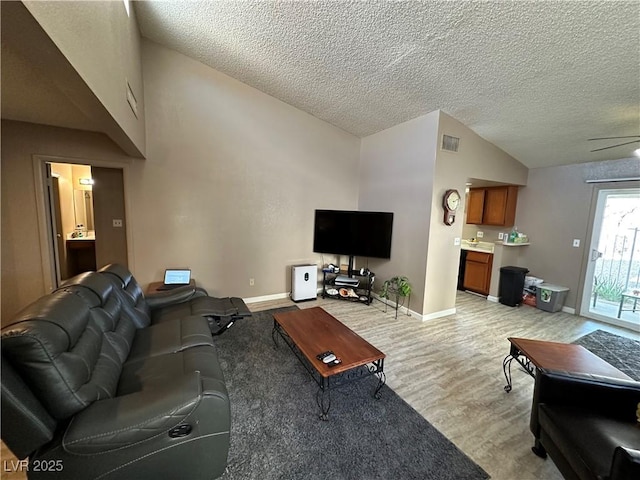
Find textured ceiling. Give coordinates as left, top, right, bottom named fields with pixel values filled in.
left=136, top=0, right=640, bottom=168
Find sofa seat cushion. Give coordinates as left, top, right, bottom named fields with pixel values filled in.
left=539, top=404, right=640, bottom=479
left=127, top=316, right=214, bottom=363
left=118, top=346, right=226, bottom=396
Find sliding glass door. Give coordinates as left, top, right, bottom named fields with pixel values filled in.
left=581, top=187, right=640, bottom=331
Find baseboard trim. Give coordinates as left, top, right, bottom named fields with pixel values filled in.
left=487, top=295, right=499, bottom=303
left=561, top=306, right=576, bottom=314
left=244, top=292, right=291, bottom=304
left=422, top=308, right=456, bottom=321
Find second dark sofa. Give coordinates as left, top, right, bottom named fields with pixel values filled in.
left=530, top=369, right=640, bottom=480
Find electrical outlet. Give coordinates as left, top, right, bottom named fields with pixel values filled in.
left=249, top=278, right=255, bottom=286
left=498, top=233, right=504, bottom=240
left=573, top=239, right=580, bottom=247
left=454, top=237, right=461, bottom=246
left=113, top=219, right=123, bottom=228
left=477, top=231, right=484, bottom=238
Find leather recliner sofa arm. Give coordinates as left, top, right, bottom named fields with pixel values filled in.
left=63, top=372, right=227, bottom=453
left=145, top=286, right=208, bottom=309
left=611, top=446, right=640, bottom=480
left=530, top=370, right=640, bottom=437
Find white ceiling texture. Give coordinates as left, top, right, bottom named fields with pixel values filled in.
left=3, top=1, right=639, bottom=169
left=134, top=0, right=640, bottom=169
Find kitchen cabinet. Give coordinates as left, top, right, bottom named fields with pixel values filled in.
left=466, top=186, right=518, bottom=226
left=463, top=251, right=493, bottom=295
left=466, top=189, right=485, bottom=224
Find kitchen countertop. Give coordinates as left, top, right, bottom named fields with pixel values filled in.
left=460, top=240, right=495, bottom=254
left=461, top=239, right=531, bottom=254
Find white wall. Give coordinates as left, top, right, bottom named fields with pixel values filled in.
left=359, top=112, right=439, bottom=315
left=23, top=0, right=146, bottom=156
left=130, top=40, right=361, bottom=297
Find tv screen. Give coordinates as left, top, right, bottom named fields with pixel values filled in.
left=313, top=210, right=393, bottom=259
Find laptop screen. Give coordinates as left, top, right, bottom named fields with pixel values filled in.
left=163, top=269, right=191, bottom=285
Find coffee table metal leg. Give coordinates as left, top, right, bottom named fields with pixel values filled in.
left=372, top=359, right=386, bottom=399
left=503, top=354, right=514, bottom=392
left=317, top=377, right=331, bottom=421
left=504, top=343, right=537, bottom=392
left=271, top=319, right=282, bottom=348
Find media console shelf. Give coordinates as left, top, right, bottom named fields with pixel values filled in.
left=321, top=270, right=374, bottom=305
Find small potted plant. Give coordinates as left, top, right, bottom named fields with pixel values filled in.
left=379, top=276, right=412, bottom=318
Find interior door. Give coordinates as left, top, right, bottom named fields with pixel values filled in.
left=45, top=164, right=63, bottom=286
left=51, top=176, right=68, bottom=281
left=581, top=187, right=640, bottom=331
left=92, top=167, right=128, bottom=269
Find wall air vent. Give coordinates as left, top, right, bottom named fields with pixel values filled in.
left=441, top=134, right=460, bottom=152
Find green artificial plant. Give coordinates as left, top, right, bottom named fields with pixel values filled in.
left=380, top=276, right=412, bottom=300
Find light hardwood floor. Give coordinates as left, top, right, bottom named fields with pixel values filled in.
left=2, top=292, right=638, bottom=479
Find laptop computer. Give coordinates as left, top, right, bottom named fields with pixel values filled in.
left=157, top=268, right=192, bottom=290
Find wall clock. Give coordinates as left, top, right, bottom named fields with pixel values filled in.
left=443, top=189, right=461, bottom=226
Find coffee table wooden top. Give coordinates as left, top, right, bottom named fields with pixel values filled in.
left=273, top=307, right=385, bottom=378
left=508, top=337, right=632, bottom=380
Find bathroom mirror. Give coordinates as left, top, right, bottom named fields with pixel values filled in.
left=73, top=189, right=95, bottom=231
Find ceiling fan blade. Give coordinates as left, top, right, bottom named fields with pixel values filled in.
left=588, top=135, right=640, bottom=141
left=590, top=139, right=640, bottom=152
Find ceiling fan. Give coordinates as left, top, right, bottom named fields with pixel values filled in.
left=588, top=135, right=640, bottom=152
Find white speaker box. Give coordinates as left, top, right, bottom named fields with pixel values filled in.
left=291, top=265, right=317, bottom=302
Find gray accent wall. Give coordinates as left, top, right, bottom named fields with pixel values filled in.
left=516, top=159, right=640, bottom=310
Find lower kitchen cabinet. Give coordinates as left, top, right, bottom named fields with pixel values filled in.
left=463, top=251, right=493, bottom=295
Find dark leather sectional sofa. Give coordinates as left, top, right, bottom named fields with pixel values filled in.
left=530, top=369, right=640, bottom=480
left=1, top=265, right=245, bottom=479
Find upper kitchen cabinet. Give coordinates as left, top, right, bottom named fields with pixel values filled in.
left=466, top=189, right=486, bottom=224
left=466, top=186, right=518, bottom=226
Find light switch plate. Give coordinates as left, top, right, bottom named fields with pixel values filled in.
left=498, top=233, right=504, bottom=240
left=477, top=231, right=484, bottom=238
left=573, top=239, right=580, bottom=247
left=454, top=237, right=461, bottom=246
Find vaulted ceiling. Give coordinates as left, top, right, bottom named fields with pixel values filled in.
left=3, top=1, right=639, bottom=169
left=134, top=1, right=639, bottom=168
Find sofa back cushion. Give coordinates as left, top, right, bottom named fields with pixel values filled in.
left=60, top=272, right=137, bottom=362
left=98, top=263, right=152, bottom=328
left=1, top=291, right=123, bottom=419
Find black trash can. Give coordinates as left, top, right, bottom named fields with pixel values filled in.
left=499, top=266, right=529, bottom=307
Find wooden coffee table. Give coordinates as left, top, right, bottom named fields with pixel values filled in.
left=272, top=306, right=386, bottom=420
left=503, top=337, right=632, bottom=392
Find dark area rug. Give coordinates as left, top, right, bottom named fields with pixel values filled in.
left=573, top=329, right=640, bottom=381
left=216, top=306, right=489, bottom=480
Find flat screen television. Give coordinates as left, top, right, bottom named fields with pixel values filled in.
left=313, top=210, right=394, bottom=259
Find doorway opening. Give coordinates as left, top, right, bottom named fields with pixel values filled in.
left=581, top=187, right=640, bottom=331
left=39, top=158, right=129, bottom=289
left=50, top=162, right=97, bottom=281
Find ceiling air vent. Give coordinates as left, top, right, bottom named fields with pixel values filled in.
left=441, top=134, right=460, bottom=152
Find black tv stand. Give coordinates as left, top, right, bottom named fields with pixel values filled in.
left=321, top=266, right=374, bottom=305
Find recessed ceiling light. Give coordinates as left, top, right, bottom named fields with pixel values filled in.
left=633, top=148, right=640, bottom=157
